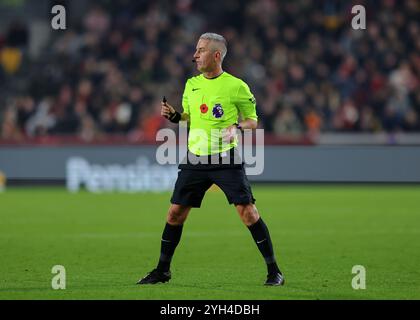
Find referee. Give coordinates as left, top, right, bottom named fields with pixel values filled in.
left=138, top=33, right=284, bottom=286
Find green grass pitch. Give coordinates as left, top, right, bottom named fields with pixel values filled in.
left=0, top=185, right=419, bottom=300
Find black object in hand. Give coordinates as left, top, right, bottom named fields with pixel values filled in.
left=162, top=96, right=170, bottom=119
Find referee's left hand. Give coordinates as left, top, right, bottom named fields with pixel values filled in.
left=222, top=125, right=238, bottom=143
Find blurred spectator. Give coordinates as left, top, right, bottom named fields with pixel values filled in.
left=0, top=47, right=22, bottom=74
left=5, top=20, right=28, bottom=48
left=26, top=98, right=56, bottom=136
left=274, top=106, right=304, bottom=137
left=1, top=107, right=22, bottom=141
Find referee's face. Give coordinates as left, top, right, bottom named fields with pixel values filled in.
left=193, top=39, right=218, bottom=73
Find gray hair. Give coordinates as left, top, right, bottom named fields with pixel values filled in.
left=199, top=32, right=227, bottom=61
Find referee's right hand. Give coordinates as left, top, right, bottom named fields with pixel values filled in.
left=161, top=101, right=175, bottom=119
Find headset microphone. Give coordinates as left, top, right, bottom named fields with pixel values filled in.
left=192, top=59, right=196, bottom=63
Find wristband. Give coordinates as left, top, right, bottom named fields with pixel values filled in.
left=235, top=123, right=243, bottom=131
left=169, top=111, right=181, bottom=123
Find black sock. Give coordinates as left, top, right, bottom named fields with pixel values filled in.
left=156, top=223, right=183, bottom=272
left=247, top=218, right=281, bottom=275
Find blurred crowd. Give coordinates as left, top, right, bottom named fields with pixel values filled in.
left=0, top=0, right=420, bottom=143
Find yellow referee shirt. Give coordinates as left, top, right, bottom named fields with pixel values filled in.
left=182, top=72, right=258, bottom=156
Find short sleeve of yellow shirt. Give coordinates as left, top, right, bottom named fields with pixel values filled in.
left=233, top=80, right=258, bottom=122
left=181, top=81, right=191, bottom=115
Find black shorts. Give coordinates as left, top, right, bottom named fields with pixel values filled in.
left=170, top=167, right=256, bottom=208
